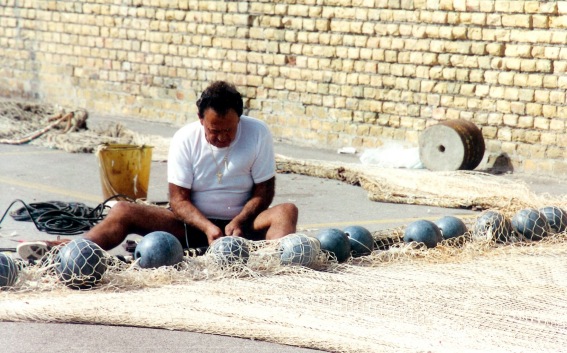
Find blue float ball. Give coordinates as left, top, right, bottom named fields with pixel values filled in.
left=403, top=220, right=443, bottom=248
left=0, top=253, right=19, bottom=288
left=473, top=210, right=512, bottom=243
left=134, top=231, right=184, bottom=269
left=512, top=208, right=550, bottom=241
left=435, top=216, right=468, bottom=239
left=56, top=239, right=107, bottom=290
left=343, top=225, right=374, bottom=257
left=280, top=234, right=320, bottom=267
left=315, top=228, right=351, bottom=263
left=209, top=236, right=250, bottom=266
left=539, top=206, right=567, bottom=233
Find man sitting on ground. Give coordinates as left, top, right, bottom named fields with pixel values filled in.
left=18, top=81, right=298, bottom=259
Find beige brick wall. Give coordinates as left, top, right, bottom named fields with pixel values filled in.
left=1, top=0, right=567, bottom=176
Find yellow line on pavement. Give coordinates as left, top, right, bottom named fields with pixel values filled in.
left=0, top=150, right=61, bottom=156
left=0, top=176, right=101, bottom=203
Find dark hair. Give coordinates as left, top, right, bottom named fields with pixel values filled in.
left=196, top=81, right=243, bottom=118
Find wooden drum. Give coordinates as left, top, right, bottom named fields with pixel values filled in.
left=419, top=119, right=485, bottom=171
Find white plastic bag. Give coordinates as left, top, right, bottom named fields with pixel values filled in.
left=360, top=141, right=424, bottom=169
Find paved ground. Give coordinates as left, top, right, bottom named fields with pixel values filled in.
left=1, top=115, right=567, bottom=352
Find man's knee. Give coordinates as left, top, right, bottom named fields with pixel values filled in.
left=267, top=203, right=298, bottom=223
left=106, top=201, right=136, bottom=218
left=280, top=203, right=299, bottom=222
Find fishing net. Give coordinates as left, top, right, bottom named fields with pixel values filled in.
left=275, top=154, right=567, bottom=213
left=0, top=99, right=171, bottom=160
left=3, top=210, right=567, bottom=353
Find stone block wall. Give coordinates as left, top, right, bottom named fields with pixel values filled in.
left=1, top=0, right=567, bottom=175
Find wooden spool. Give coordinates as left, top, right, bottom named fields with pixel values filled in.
left=419, top=119, right=485, bottom=171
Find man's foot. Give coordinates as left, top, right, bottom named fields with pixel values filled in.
left=16, top=241, right=50, bottom=262
left=15, top=239, right=70, bottom=262
left=122, top=239, right=138, bottom=253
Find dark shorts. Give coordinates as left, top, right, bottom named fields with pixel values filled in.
left=181, top=218, right=264, bottom=249
left=167, top=207, right=263, bottom=249
left=180, top=218, right=229, bottom=249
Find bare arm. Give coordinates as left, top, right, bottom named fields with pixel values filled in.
left=168, top=183, right=223, bottom=244
left=225, top=176, right=275, bottom=237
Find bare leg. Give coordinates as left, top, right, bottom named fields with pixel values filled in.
left=86, top=202, right=297, bottom=250
left=251, top=203, right=298, bottom=240
left=85, top=202, right=186, bottom=251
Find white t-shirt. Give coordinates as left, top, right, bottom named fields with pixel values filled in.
left=167, top=116, right=276, bottom=220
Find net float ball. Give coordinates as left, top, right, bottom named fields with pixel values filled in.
left=343, top=225, right=374, bottom=257
left=403, top=220, right=443, bottom=248
left=539, top=206, right=567, bottom=233
left=55, top=239, right=107, bottom=290
left=209, top=236, right=250, bottom=267
left=512, top=208, right=550, bottom=241
left=473, top=210, right=512, bottom=243
left=0, top=253, right=19, bottom=288
left=279, top=234, right=320, bottom=268
left=434, top=216, right=468, bottom=240
left=134, top=231, right=184, bottom=269
left=315, top=228, right=351, bottom=263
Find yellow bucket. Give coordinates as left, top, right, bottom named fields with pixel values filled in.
left=96, top=144, right=153, bottom=201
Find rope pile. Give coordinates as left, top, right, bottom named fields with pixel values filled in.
left=0, top=197, right=137, bottom=236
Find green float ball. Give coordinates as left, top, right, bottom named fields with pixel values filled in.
left=473, top=210, right=512, bottom=243
left=512, top=208, right=550, bottom=241
left=0, top=253, right=19, bottom=288
left=209, top=236, right=250, bottom=266
left=135, top=231, right=184, bottom=268
left=539, top=206, right=567, bottom=234
left=56, top=239, right=107, bottom=290
left=315, top=228, right=351, bottom=263
left=343, top=225, right=374, bottom=257
left=280, top=234, right=320, bottom=268
left=435, top=216, right=468, bottom=239
left=403, top=220, right=443, bottom=248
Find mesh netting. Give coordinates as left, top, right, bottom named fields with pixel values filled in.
left=0, top=99, right=171, bottom=160
left=3, top=211, right=567, bottom=352
left=54, top=239, right=107, bottom=289
left=276, top=155, right=567, bottom=213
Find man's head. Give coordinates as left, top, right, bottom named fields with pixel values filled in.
left=197, top=81, right=243, bottom=148
left=196, top=81, right=243, bottom=119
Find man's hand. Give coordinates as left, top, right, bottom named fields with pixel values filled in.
left=225, top=178, right=275, bottom=237
left=225, top=218, right=246, bottom=237
left=205, top=224, right=224, bottom=244
left=170, top=183, right=225, bottom=245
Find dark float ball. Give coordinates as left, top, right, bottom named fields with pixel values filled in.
left=135, top=231, right=184, bottom=269
left=0, top=253, right=19, bottom=288
left=435, top=216, right=468, bottom=239
left=403, top=220, right=443, bottom=248
left=343, top=225, right=374, bottom=257
left=209, top=236, right=250, bottom=266
left=512, top=208, right=550, bottom=241
left=56, top=239, right=107, bottom=290
left=279, top=234, right=320, bottom=268
left=473, top=210, right=512, bottom=243
left=315, top=228, right=351, bottom=263
left=539, top=206, right=567, bottom=233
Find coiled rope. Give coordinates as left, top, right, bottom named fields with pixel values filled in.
left=0, top=196, right=134, bottom=235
